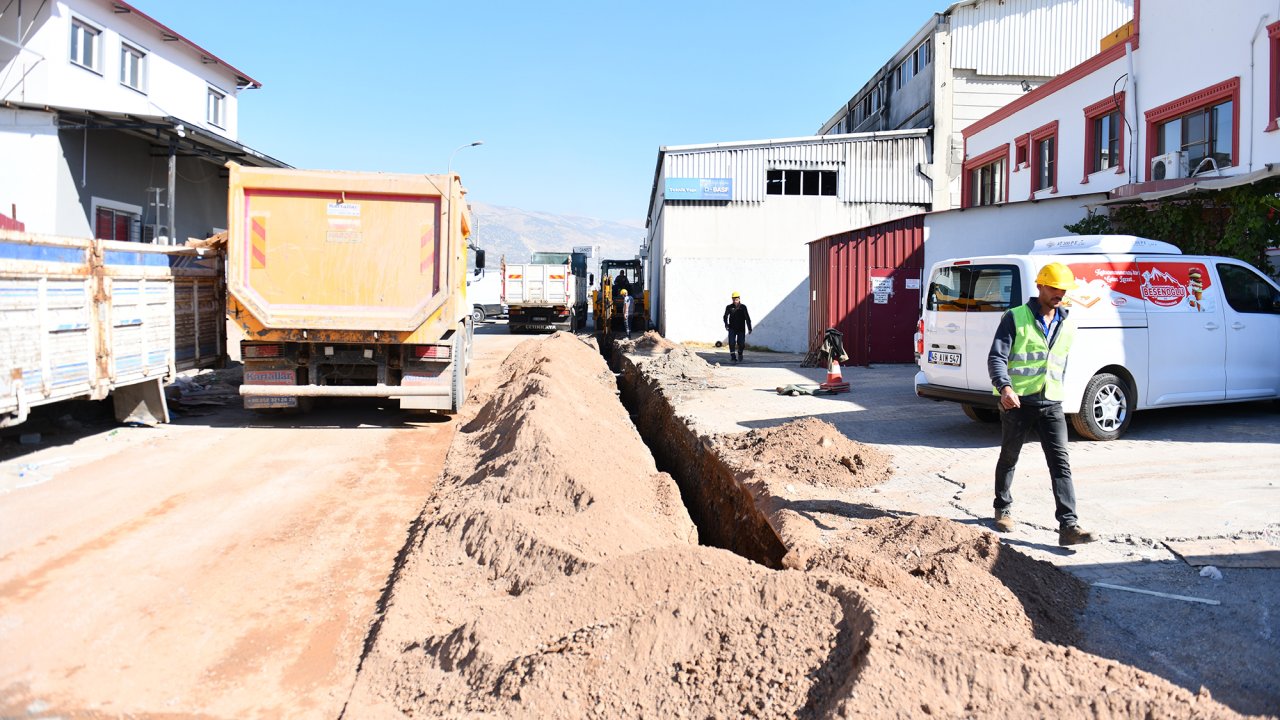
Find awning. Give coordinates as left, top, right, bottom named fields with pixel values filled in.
left=1087, top=164, right=1280, bottom=208
left=2, top=101, right=289, bottom=168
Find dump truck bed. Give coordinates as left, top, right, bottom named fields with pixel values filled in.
left=227, top=165, right=467, bottom=340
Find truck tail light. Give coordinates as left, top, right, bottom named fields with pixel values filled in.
left=412, top=344, right=451, bottom=360
left=243, top=343, right=284, bottom=358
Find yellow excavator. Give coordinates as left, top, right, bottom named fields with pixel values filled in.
left=593, top=259, right=647, bottom=335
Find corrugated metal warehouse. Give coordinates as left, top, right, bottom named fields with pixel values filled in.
left=644, top=131, right=931, bottom=353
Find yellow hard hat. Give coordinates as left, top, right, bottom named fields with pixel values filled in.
left=1035, top=262, right=1078, bottom=290
left=620, top=288, right=628, bottom=295
left=731, top=292, right=741, bottom=298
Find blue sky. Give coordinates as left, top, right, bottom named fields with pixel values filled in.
left=147, top=1, right=952, bottom=222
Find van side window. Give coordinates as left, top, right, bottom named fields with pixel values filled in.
left=1217, top=263, right=1280, bottom=314
left=926, top=265, right=1021, bottom=312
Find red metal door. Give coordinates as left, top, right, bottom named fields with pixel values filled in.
left=868, top=267, right=922, bottom=363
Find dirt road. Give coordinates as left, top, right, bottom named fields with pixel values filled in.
left=0, top=324, right=524, bottom=718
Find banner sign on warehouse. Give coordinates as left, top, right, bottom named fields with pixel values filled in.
left=664, top=178, right=733, bottom=201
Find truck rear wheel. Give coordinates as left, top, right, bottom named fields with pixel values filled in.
left=471, top=306, right=485, bottom=324
left=1069, top=372, right=1132, bottom=441
left=962, top=404, right=999, bottom=423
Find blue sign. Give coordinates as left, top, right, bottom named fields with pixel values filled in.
left=665, top=178, right=733, bottom=201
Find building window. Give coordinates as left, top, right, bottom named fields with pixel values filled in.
left=1083, top=93, right=1125, bottom=181
left=94, top=205, right=142, bottom=243
left=69, top=18, right=102, bottom=73
left=962, top=145, right=1008, bottom=208
left=1030, top=121, right=1058, bottom=194
left=766, top=170, right=838, bottom=196
left=1156, top=100, right=1233, bottom=175
left=1145, top=78, right=1239, bottom=178
left=121, top=43, right=146, bottom=92
left=1013, top=134, right=1029, bottom=171
left=207, top=87, right=226, bottom=127
left=1267, top=21, right=1280, bottom=132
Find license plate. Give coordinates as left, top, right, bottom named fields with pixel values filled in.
left=928, top=350, right=961, bottom=366
left=533, top=316, right=548, bottom=322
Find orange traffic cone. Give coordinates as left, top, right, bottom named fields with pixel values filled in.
left=820, top=358, right=851, bottom=393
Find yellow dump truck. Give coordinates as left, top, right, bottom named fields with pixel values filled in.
left=226, top=163, right=480, bottom=413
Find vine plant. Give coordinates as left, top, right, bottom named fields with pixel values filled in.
left=1064, top=178, right=1280, bottom=277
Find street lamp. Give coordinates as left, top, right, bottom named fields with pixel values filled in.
left=448, top=140, right=484, bottom=175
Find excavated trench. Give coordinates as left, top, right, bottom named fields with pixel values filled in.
left=343, top=332, right=1250, bottom=719
left=601, top=339, right=789, bottom=568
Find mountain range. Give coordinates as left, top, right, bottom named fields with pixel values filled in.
left=470, top=202, right=645, bottom=275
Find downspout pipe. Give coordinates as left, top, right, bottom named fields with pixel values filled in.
left=1125, top=41, right=1139, bottom=183
left=1249, top=13, right=1272, bottom=172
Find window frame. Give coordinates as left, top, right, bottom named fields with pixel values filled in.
left=1029, top=120, right=1059, bottom=196
left=765, top=169, right=839, bottom=197
left=1144, top=77, right=1240, bottom=179
left=69, top=16, right=103, bottom=74
left=1083, top=92, right=1125, bottom=182
left=1013, top=133, right=1029, bottom=173
left=90, top=197, right=144, bottom=243
left=120, top=40, right=148, bottom=94
left=207, top=86, right=227, bottom=128
left=961, top=144, right=1009, bottom=208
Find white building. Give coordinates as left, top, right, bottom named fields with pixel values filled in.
left=0, top=0, right=284, bottom=241
left=644, top=131, right=930, bottom=352
left=818, top=0, right=1134, bottom=210
left=961, top=0, right=1280, bottom=211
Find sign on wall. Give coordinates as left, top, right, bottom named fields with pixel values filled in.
left=664, top=178, right=733, bottom=201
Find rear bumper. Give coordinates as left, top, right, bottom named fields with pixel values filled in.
left=914, top=377, right=1000, bottom=408
left=240, top=384, right=450, bottom=398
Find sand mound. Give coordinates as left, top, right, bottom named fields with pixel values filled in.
left=347, top=334, right=1249, bottom=720
left=719, top=417, right=894, bottom=489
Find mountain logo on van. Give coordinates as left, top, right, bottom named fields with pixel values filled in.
left=1140, top=267, right=1188, bottom=307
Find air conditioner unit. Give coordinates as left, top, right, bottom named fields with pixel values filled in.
left=1150, top=151, right=1188, bottom=181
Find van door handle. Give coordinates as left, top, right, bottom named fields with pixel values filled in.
left=1231, top=321, right=1245, bottom=330
left=1203, top=322, right=1220, bottom=330
left=945, top=323, right=960, bottom=332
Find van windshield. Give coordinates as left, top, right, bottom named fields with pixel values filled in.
left=926, top=264, right=1021, bottom=312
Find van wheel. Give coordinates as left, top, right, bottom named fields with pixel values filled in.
left=962, top=404, right=999, bottom=423
left=1070, top=372, right=1132, bottom=441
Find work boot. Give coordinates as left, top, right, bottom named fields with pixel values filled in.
left=993, top=509, right=1014, bottom=533
left=730, top=352, right=738, bottom=362
left=1058, top=524, right=1097, bottom=546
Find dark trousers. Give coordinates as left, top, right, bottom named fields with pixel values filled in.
left=994, top=399, right=1078, bottom=526
left=727, top=329, right=745, bottom=357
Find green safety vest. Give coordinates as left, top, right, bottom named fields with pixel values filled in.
left=996, top=304, right=1076, bottom=401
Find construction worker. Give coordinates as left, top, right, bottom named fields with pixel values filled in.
left=722, top=292, right=752, bottom=363
left=987, top=262, right=1096, bottom=547
left=620, top=288, right=633, bottom=339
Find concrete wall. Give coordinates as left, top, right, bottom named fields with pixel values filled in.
left=58, top=127, right=228, bottom=241
left=1, top=0, right=243, bottom=139
left=921, top=192, right=1109, bottom=273
left=658, top=199, right=922, bottom=352
left=0, top=109, right=61, bottom=233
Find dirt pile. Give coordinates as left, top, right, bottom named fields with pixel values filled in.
left=719, top=417, right=893, bottom=490
left=617, top=330, right=716, bottom=392
left=346, top=333, right=1250, bottom=720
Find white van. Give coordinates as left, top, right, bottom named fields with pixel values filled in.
left=466, top=267, right=506, bottom=323
left=914, top=235, right=1280, bottom=440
